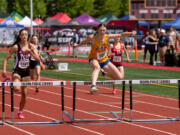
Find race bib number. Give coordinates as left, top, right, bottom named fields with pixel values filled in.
left=113, top=56, right=121, bottom=62
left=97, top=52, right=106, bottom=60
left=18, top=60, right=29, bottom=69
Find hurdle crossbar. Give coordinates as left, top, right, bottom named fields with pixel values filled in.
left=6, top=81, right=66, bottom=126
left=63, top=80, right=127, bottom=124
left=123, top=79, right=180, bottom=123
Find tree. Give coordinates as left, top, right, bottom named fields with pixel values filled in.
left=119, top=0, right=129, bottom=17
left=93, top=0, right=129, bottom=18
left=0, top=0, right=8, bottom=14
left=56, top=0, right=95, bottom=18
left=103, top=0, right=121, bottom=17
left=14, top=0, right=46, bottom=19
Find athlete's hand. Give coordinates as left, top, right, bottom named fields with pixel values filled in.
left=73, top=43, right=78, bottom=48
left=132, top=31, right=136, bottom=36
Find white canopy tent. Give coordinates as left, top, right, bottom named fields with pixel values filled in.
left=17, top=16, right=37, bottom=27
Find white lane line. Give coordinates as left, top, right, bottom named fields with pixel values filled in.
left=4, top=123, right=35, bottom=135
left=34, top=87, right=168, bottom=118
left=2, top=87, right=176, bottom=135
left=24, top=87, right=178, bottom=135
left=0, top=101, right=104, bottom=135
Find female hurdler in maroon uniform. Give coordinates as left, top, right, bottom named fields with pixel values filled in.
left=108, top=37, right=130, bottom=94
left=2, top=29, right=40, bottom=119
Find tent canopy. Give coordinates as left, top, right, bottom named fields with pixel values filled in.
left=119, top=14, right=149, bottom=27
left=161, top=16, right=180, bottom=29
left=66, top=19, right=80, bottom=25
left=34, top=18, right=43, bottom=25
left=50, top=12, right=71, bottom=24
left=9, top=11, right=23, bottom=22
left=40, top=18, right=63, bottom=27
left=96, top=13, right=118, bottom=24
left=0, top=18, right=4, bottom=23
left=0, top=17, right=24, bottom=28
left=75, top=14, right=100, bottom=25
left=17, top=16, right=37, bottom=27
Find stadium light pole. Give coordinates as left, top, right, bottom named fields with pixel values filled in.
left=30, top=0, right=33, bottom=36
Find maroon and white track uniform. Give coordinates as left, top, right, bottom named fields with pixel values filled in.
left=13, top=43, right=31, bottom=72
left=110, top=43, right=123, bottom=66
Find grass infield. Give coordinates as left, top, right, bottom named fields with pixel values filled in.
left=0, top=51, right=179, bottom=98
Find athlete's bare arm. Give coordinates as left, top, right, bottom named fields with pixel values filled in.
left=107, top=31, right=136, bottom=39
left=73, top=35, right=94, bottom=47
left=123, top=44, right=130, bottom=62
left=2, top=45, right=18, bottom=78
left=30, top=43, right=40, bottom=62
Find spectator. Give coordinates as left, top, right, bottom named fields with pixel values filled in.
left=158, top=29, right=170, bottom=66
left=168, top=26, right=177, bottom=50
left=42, top=38, right=51, bottom=51
left=142, top=31, right=150, bottom=64
left=71, top=29, right=80, bottom=58
left=148, top=30, right=158, bottom=65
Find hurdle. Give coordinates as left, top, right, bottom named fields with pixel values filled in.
left=6, top=81, right=66, bottom=126
left=123, top=79, right=180, bottom=123
left=63, top=80, right=127, bottom=124
left=0, top=82, right=6, bottom=125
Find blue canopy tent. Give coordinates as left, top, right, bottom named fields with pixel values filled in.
left=0, top=17, right=24, bottom=28
left=0, top=17, right=23, bottom=45
left=161, top=16, right=180, bottom=29
left=119, top=14, right=149, bottom=27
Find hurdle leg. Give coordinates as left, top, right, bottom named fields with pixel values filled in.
left=129, top=80, right=133, bottom=121
left=178, top=80, right=180, bottom=120
left=10, top=84, right=14, bottom=122
left=72, top=82, right=76, bottom=120
left=1, top=83, right=5, bottom=125
left=121, top=81, right=125, bottom=119
left=61, top=82, right=64, bottom=122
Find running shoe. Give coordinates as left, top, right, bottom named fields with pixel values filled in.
left=100, top=69, right=106, bottom=77
left=90, top=85, right=98, bottom=94
left=112, top=89, right=117, bottom=94
left=17, top=112, right=24, bottom=119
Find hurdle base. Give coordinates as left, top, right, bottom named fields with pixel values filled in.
left=6, top=120, right=63, bottom=126
left=0, top=122, right=3, bottom=125
left=64, top=110, right=121, bottom=124
left=123, top=117, right=180, bottom=123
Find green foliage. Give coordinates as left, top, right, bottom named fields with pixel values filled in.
left=0, top=0, right=8, bottom=14
left=4, top=0, right=129, bottom=19
left=14, top=0, right=46, bottom=19
left=56, top=0, right=95, bottom=18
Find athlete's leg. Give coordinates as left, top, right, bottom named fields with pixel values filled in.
left=19, top=76, right=30, bottom=112
left=89, top=59, right=100, bottom=86
left=30, top=69, right=34, bottom=80
left=12, top=73, right=21, bottom=92
left=112, top=66, right=124, bottom=94
left=117, top=66, right=124, bottom=79
left=35, top=65, right=41, bottom=92
left=103, top=62, right=123, bottom=80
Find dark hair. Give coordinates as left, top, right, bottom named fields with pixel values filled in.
left=31, top=34, right=38, bottom=39
left=30, top=34, right=38, bottom=44
left=95, top=24, right=106, bottom=31
left=12, top=29, right=28, bottom=46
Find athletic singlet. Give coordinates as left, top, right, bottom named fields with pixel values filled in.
left=13, top=43, right=31, bottom=71
left=110, top=43, right=123, bottom=66
left=31, top=45, right=40, bottom=61
left=88, top=34, right=109, bottom=63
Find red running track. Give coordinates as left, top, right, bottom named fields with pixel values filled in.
left=0, top=73, right=180, bottom=135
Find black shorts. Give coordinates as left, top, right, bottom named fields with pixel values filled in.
left=30, top=60, right=40, bottom=69
left=12, top=70, right=30, bottom=78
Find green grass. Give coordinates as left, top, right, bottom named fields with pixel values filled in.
left=1, top=51, right=180, bottom=98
